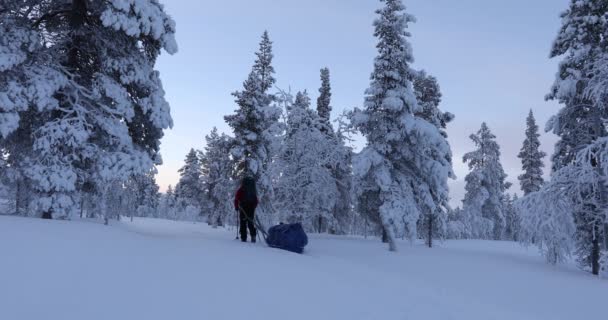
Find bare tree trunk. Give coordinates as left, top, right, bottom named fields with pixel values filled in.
left=350, top=211, right=356, bottom=236
left=101, top=185, right=109, bottom=226
left=318, top=215, right=323, bottom=233
left=592, top=223, right=600, bottom=275
left=604, top=223, right=608, bottom=250
left=428, top=215, right=433, bottom=248
left=14, top=182, right=20, bottom=215
left=80, top=195, right=85, bottom=219
left=591, top=112, right=605, bottom=275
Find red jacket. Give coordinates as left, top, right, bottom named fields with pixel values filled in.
left=234, top=187, right=258, bottom=210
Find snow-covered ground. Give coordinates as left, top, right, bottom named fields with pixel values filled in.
left=1, top=216, right=605, bottom=320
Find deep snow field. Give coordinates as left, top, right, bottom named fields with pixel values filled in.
left=1, top=215, right=606, bottom=320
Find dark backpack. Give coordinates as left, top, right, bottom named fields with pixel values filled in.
left=240, top=178, right=257, bottom=208
left=266, top=223, right=308, bottom=254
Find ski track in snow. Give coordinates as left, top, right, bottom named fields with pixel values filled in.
left=0, top=216, right=605, bottom=320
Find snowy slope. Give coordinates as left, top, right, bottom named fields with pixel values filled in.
left=1, top=216, right=605, bottom=320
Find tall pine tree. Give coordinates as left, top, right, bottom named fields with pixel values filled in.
left=317, top=67, right=332, bottom=131
left=275, top=91, right=338, bottom=232
left=462, top=123, right=510, bottom=240
left=253, top=31, right=276, bottom=93
left=351, top=0, right=454, bottom=251
left=176, top=149, right=203, bottom=207
left=412, top=69, right=454, bottom=247
left=224, top=32, right=282, bottom=225
left=314, top=67, right=353, bottom=233
left=518, top=110, right=546, bottom=195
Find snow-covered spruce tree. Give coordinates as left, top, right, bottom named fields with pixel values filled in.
left=547, top=0, right=608, bottom=172
left=317, top=67, right=333, bottom=131
left=200, top=127, right=235, bottom=227
left=515, top=141, right=608, bottom=266
left=518, top=110, right=546, bottom=195
left=350, top=0, right=454, bottom=251
left=253, top=31, right=275, bottom=93
left=545, top=0, right=608, bottom=275
left=0, top=0, right=176, bottom=219
left=224, top=32, right=282, bottom=226
left=462, top=123, right=511, bottom=240
left=175, top=149, right=203, bottom=208
left=0, top=2, right=53, bottom=217
left=412, top=69, right=454, bottom=246
left=314, top=68, right=353, bottom=233
left=275, top=91, right=338, bottom=232
left=0, top=1, right=41, bottom=138
left=412, top=70, right=454, bottom=138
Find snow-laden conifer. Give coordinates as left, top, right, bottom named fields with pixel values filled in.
left=0, top=0, right=176, bottom=218
left=224, top=32, right=282, bottom=225
left=317, top=67, right=332, bottom=130
left=462, top=123, right=510, bottom=240
left=176, top=149, right=203, bottom=207
left=518, top=110, right=546, bottom=195
left=351, top=0, right=453, bottom=251
left=274, top=91, right=339, bottom=231
left=544, top=0, right=608, bottom=275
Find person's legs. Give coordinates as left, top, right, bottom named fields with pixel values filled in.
left=247, top=208, right=257, bottom=242
left=239, top=210, right=248, bottom=242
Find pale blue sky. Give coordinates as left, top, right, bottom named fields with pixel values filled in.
left=155, top=0, right=569, bottom=207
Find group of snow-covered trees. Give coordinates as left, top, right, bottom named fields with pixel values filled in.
left=0, top=0, right=176, bottom=222
left=515, top=0, right=608, bottom=276
left=170, top=32, right=354, bottom=233
left=163, top=1, right=455, bottom=252
left=166, top=0, right=456, bottom=252
left=446, top=118, right=524, bottom=243
left=349, top=0, right=454, bottom=251
left=445, top=0, right=608, bottom=277
left=1, top=0, right=607, bottom=274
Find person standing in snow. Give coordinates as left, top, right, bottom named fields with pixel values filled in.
left=234, top=177, right=259, bottom=242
